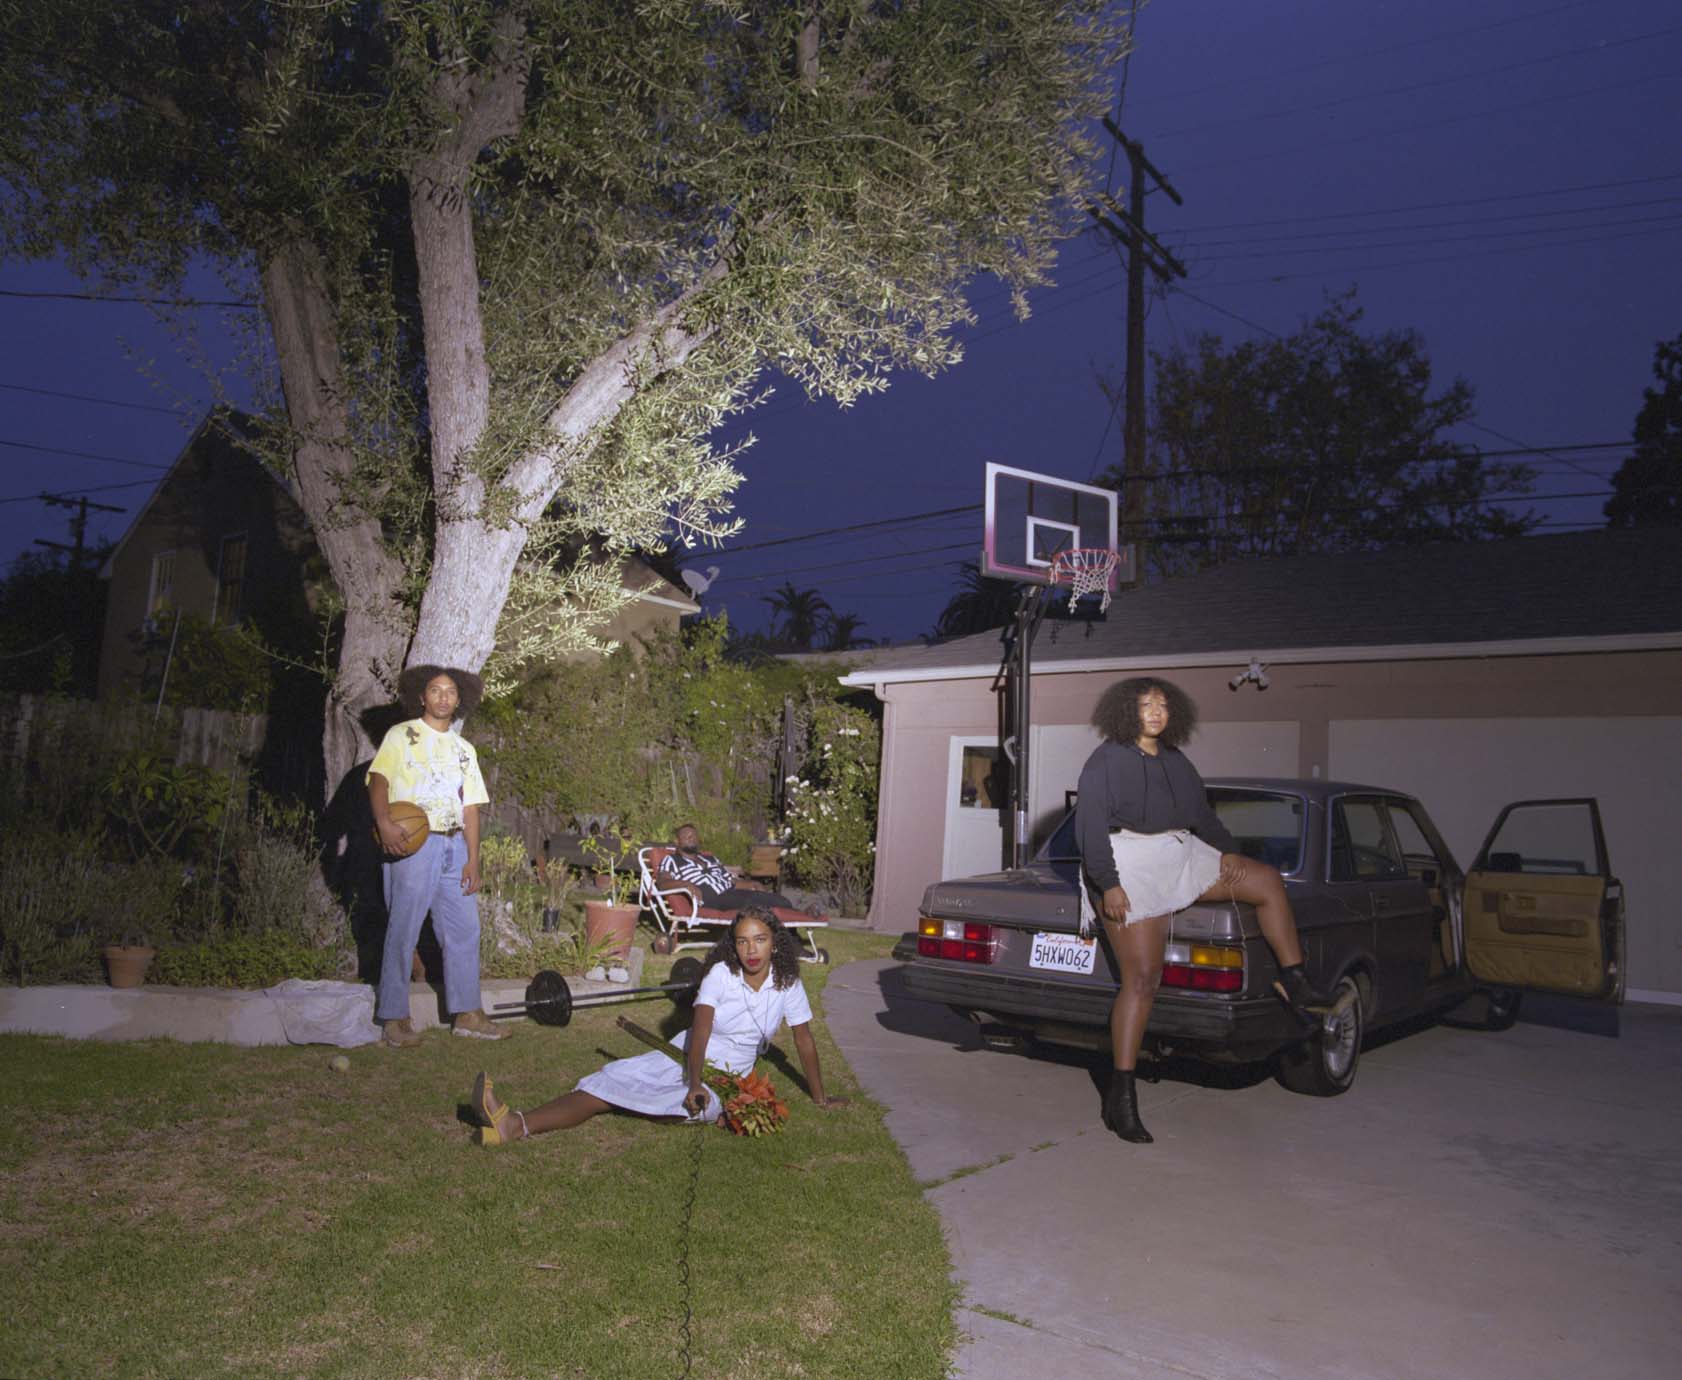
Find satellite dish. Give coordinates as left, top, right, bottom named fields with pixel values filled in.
left=680, top=565, right=720, bottom=596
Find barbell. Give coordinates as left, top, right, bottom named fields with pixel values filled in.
left=493, top=956, right=704, bottom=1027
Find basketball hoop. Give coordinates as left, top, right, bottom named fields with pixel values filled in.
left=1049, top=548, right=1119, bottom=612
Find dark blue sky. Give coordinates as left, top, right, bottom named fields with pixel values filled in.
left=4, top=0, right=1678, bottom=646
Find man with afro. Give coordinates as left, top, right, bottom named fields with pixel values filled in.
left=367, top=664, right=504, bottom=1046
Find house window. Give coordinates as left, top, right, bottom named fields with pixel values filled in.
left=957, top=745, right=1004, bottom=809
left=147, top=550, right=176, bottom=618
left=215, top=533, right=247, bottom=624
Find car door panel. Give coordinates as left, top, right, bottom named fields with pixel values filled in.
left=1464, top=798, right=1622, bottom=1002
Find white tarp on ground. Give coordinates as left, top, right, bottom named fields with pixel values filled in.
left=261, top=979, right=381, bottom=1047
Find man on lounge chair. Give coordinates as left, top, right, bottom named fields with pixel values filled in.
left=659, top=823, right=811, bottom=914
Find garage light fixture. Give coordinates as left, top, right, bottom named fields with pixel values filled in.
left=1229, top=657, right=1269, bottom=692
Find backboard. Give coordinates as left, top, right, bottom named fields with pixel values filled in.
left=980, top=462, right=1130, bottom=590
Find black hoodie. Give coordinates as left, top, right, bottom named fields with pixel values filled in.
left=1075, top=739, right=1238, bottom=893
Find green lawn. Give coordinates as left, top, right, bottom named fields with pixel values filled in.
left=1, top=930, right=955, bottom=1379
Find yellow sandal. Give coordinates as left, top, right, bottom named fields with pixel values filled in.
left=471, top=1071, right=511, bottom=1146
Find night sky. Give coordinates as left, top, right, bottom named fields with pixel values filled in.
left=4, top=0, right=1678, bottom=647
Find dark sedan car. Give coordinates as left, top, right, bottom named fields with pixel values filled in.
left=892, top=780, right=1624, bottom=1094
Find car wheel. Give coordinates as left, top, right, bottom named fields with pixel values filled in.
left=1275, top=974, right=1364, bottom=1097
left=1483, top=985, right=1523, bottom=1032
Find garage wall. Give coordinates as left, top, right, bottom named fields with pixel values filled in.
left=1330, top=716, right=1682, bottom=1001
left=1029, top=721, right=1300, bottom=850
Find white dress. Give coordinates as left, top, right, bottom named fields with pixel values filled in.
left=575, top=962, right=814, bottom=1121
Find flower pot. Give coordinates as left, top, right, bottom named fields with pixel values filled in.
left=104, top=945, right=156, bottom=989
left=583, top=900, right=640, bottom=961
left=541, top=906, right=561, bottom=933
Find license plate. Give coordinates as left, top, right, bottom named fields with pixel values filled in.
left=1029, top=932, right=1097, bottom=975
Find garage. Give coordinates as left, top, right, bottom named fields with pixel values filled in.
left=843, top=528, right=1682, bottom=1002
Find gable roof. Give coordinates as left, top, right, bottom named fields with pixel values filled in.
left=842, top=528, right=1682, bottom=688
left=98, top=410, right=698, bottom=612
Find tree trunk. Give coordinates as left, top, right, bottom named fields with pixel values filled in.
left=260, top=238, right=408, bottom=788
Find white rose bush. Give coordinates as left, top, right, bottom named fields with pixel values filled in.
left=783, top=703, right=880, bottom=916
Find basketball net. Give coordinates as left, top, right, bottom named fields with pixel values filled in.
left=1049, top=548, right=1119, bottom=612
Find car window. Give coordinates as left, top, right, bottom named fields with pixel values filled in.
left=1388, top=804, right=1446, bottom=881
left=1208, top=789, right=1304, bottom=875
left=1042, top=790, right=1305, bottom=872
left=1331, top=799, right=1407, bottom=882
left=1479, top=802, right=1600, bottom=876
left=1043, top=809, right=1079, bottom=861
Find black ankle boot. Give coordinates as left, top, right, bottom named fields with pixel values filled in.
left=1102, top=1069, right=1153, bottom=1144
left=1273, top=964, right=1336, bottom=1018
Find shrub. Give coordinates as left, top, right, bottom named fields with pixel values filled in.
left=151, top=932, right=340, bottom=988
left=782, top=701, right=879, bottom=915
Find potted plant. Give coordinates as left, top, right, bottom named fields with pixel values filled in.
left=99, top=858, right=184, bottom=988
left=580, top=834, right=641, bottom=961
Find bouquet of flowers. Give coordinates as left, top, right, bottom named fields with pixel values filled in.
left=613, top=1016, right=791, bottom=1135
left=704, top=1067, right=790, bottom=1137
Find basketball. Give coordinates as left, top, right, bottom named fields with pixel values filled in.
left=377, top=800, right=431, bottom=858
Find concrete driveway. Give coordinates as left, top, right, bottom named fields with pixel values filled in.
left=824, top=958, right=1682, bottom=1380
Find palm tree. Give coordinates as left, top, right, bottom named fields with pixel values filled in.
left=763, top=583, right=833, bottom=650
left=824, top=612, right=874, bottom=651
left=932, top=562, right=1020, bottom=639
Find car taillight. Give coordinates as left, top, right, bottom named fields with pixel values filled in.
left=916, top=916, right=997, bottom=964
left=1160, top=942, right=1244, bottom=993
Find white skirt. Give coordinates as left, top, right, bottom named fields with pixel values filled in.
left=576, top=1045, right=723, bottom=1122
left=1080, top=828, right=1223, bottom=932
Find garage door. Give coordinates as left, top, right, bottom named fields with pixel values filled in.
left=1030, top=721, right=1302, bottom=852
left=1330, top=717, right=1682, bottom=1003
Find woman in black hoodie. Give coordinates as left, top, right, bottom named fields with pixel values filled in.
left=1076, top=676, right=1332, bottom=1144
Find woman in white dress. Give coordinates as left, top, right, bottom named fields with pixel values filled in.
left=470, top=909, right=841, bottom=1144
left=1077, top=678, right=1335, bottom=1145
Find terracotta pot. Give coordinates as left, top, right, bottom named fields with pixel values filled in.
left=583, top=900, right=640, bottom=961
left=104, top=945, right=156, bottom=989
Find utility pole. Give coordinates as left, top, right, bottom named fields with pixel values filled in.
left=1090, top=118, right=1186, bottom=580
left=35, top=493, right=124, bottom=570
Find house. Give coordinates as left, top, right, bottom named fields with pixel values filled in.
left=840, top=528, right=1682, bottom=1005
left=97, top=411, right=700, bottom=700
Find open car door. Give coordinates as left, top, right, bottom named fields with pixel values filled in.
left=1463, top=798, right=1624, bottom=1002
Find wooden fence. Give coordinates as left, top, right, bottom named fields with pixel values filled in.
left=3, top=693, right=269, bottom=784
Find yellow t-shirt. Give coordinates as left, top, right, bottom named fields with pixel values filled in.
left=367, top=719, right=489, bottom=833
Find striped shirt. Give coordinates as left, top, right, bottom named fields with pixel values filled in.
left=659, top=848, right=734, bottom=897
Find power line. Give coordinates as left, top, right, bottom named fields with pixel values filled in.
left=0, top=478, right=161, bottom=505
left=0, top=437, right=172, bottom=470
left=1171, top=194, right=1682, bottom=251
left=0, top=287, right=256, bottom=310
left=1157, top=171, right=1682, bottom=236
left=1182, top=208, right=1682, bottom=264
left=710, top=503, right=982, bottom=556
left=0, top=381, right=185, bottom=415
left=1201, top=217, right=1682, bottom=289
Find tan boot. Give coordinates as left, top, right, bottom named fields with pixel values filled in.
left=452, top=1008, right=505, bottom=1041
left=383, top=1017, right=422, bottom=1049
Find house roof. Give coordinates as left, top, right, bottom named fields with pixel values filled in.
left=98, top=409, right=698, bottom=612
left=841, top=527, right=1682, bottom=688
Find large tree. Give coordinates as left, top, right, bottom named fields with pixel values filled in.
left=1, top=0, right=1121, bottom=783
left=1106, top=294, right=1538, bottom=580
left=1605, top=332, right=1682, bottom=527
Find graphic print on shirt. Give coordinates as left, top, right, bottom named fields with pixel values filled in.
left=659, top=849, right=734, bottom=896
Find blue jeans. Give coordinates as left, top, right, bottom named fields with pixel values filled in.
left=377, top=832, right=482, bottom=1021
